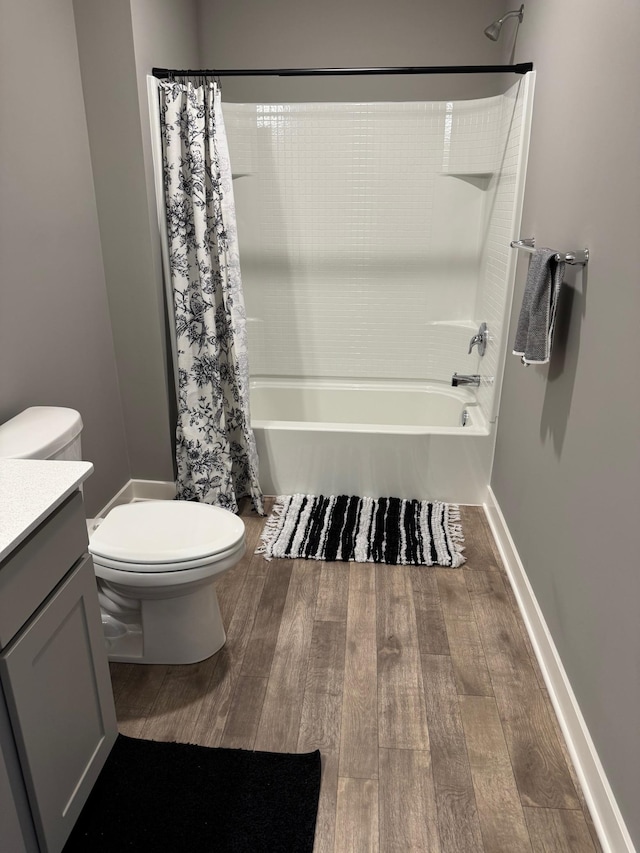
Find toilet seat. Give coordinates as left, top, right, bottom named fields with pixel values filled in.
left=91, top=537, right=245, bottom=574
left=88, top=500, right=245, bottom=572
left=92, top=537, right=246, bottom=590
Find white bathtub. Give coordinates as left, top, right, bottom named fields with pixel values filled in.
left=250, top=379, right=493, bottom=504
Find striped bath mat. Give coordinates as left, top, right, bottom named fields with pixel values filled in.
left=256, top=495, right=465, bottom=567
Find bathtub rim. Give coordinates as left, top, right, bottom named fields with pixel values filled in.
left=249, top=377, right=490, bottom=436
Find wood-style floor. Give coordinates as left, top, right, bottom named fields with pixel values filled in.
left=109, top=502, right=602, bottom=852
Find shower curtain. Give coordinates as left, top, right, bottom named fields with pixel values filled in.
left=158, top=80, right=263, bottom=514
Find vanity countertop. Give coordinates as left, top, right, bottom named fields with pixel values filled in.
left=0, top=459, right=93, bottom=562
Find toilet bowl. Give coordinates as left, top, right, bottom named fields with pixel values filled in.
left=89, top=500, right=245, bottom=663
left=0, top=407, right=247, bottom=665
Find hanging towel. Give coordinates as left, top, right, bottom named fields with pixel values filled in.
left=513, top=248, right=565, bottom=365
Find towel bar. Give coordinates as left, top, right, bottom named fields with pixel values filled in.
left=510, top=238, right=589, bottom=265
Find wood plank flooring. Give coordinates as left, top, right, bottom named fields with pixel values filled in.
left=110, top=502, right=601, bottom=853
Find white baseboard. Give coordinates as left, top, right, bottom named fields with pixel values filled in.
left=97, top=478, right=177, bottom=517
left=484, top=486, right=636, bottom=853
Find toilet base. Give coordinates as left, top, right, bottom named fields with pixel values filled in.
left=101, top=582, right=227, bottom=665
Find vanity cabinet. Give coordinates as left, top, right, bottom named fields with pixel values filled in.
left=0, top=484, right=117, bottom=853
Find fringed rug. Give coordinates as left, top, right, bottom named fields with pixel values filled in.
left=256, top=494, right=465, bottom=567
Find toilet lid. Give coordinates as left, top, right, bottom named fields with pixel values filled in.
left=88, top=501, right=245, bottom=567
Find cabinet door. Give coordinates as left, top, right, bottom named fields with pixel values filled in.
left=0, top=556, right=117, bottom=853
left=0, top=683, right=38, bottom=853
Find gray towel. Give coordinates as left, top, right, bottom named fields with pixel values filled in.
left=513, top=248, right=565, bottom=364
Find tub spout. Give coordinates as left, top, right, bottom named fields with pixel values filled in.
left=452, top=373, right=481, bottom=387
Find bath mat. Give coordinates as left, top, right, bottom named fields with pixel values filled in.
left=63, top=735, right=321, bottom=853
left=257, top=494, right=465, bottom=567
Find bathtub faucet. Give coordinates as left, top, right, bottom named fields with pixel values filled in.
left=452, top=373, right=481, bottom=387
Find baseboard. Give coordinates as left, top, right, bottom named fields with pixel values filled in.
left=97, top=479, right=177, bottom=516
left=484, top=486, right=636, bottom=853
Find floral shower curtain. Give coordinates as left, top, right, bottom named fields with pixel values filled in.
left=158, top=80, right=263, bottom=514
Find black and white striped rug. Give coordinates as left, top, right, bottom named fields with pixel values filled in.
left=256, top=495, right=465, bottom=567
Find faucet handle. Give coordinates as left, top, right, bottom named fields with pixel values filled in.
left=468, top=322, right=488, bottom=356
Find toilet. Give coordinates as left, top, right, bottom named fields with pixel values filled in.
left=0, top=407, right=246, bottom=665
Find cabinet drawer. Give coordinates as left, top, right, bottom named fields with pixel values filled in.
left=0, top=491, right=87, bottom=648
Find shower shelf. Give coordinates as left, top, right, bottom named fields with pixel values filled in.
left=510, top=238, right=589, bottom=266
left=440, top=171, right=494, bottom=189
left=441, top=170, right=493, bottom=177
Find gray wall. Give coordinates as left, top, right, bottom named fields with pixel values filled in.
left=492, top=0, right=640, bottom=844
left=196, top=0, right=515, bottom=102
left=0, top=0, right=130, bottom=516
left=130, top=0, right=201, bottom=387
left=73, top=0, right=180, bottom=485
left=129, top=0, right=202, bottom=439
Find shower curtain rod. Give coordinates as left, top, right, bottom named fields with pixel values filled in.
left=152, top=63, right=533, bottom=79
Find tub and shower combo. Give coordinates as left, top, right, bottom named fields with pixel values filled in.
left=219, top=74, right=535, bottom=505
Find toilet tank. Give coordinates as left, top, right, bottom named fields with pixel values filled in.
left=0, top=407, right=83, bottom=460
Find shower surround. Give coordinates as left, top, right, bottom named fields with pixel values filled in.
left=223, top=75, right=534, bottom=503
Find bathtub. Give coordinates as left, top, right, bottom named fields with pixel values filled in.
left=250, top=378, right=493, bottom=504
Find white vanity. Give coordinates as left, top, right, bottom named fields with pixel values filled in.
left=0, top=460, right=117, bottom=853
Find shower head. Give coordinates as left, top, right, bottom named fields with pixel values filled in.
left=484, top=4, right=524, bottom=41
left=483, top=21, right=502, bottom=41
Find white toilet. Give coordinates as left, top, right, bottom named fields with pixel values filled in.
left=0, top=407, right=246, bottom=665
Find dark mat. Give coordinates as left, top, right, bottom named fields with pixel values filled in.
left=63, top=735, right=321, bottom=853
